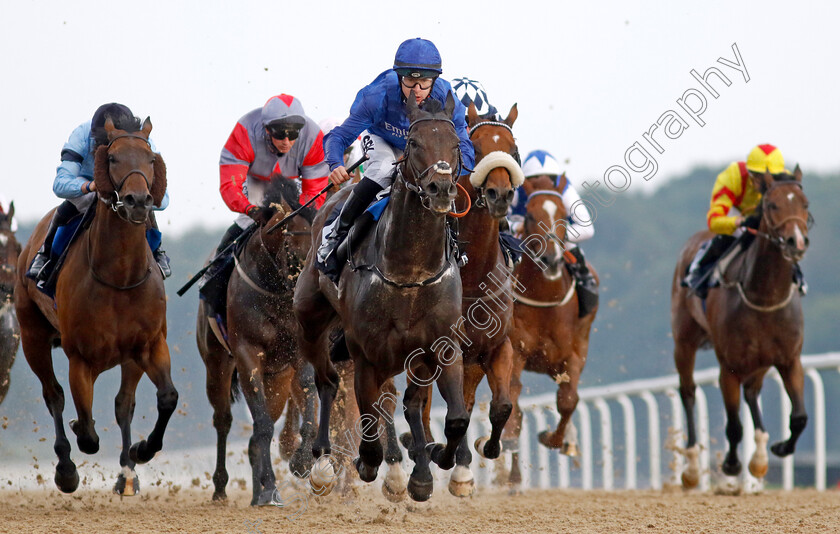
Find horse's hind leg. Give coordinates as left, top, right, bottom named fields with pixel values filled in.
left=67, top=356, right=100, bottom=454
left=743, top=373, right=770, bottom=478
left=540, top=356, right=584, bottom=456
left=501, top=357, right=526, bottom=489
left=204, top=350, right=235, bottom=501
left=719, top=371, right=744, bottom=476
left=673, top=327, right=704, bottom=487
left=18, top=309, right=78, bottom=492
left=380, top=378, right=408, bottom=502
left=129, top=338, right=178, bottom=465
left=770, top=360, right=808, bottom=457
left=113, top=362, right=144, bottom=496
left=289, top=361, right=317, bottom=478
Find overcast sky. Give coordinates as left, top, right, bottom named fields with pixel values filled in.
left=2, top=1, right=837, bottom=235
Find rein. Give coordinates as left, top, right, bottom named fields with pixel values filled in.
left=512, top=274, right=576, bottom=308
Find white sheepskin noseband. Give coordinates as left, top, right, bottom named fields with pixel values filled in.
left=470, top=151, right=525, bottom=188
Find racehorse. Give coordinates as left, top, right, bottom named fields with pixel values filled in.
left=294, top=93, right=468, bottom=502
left=672, top=167, right=810, bottom=489
left=442, top=102, right=523, bottom=497
left=501, top=177, right=598, bottom=489
left=15, top=118, right=176, bottom=495
left=0, top=202, right=21, bottom=405
left=196, top=176, right=318, bottom=505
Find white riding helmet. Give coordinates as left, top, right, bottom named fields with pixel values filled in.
left=452, top=77, right=498, bottom=119
left=521, top=149, right=562, bottom=178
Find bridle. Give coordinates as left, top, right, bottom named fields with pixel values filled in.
left=103, top=134, right=154, bottom=222
left=524, top=190, right=568, bottom=251
left=468, top=121, right=521, bottom=208
left=747, top=181, right=813, bottom=260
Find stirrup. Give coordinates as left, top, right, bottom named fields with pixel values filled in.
left=154, top=249, right=171, bottom=278
left=27, top=254, right=51, bottom=281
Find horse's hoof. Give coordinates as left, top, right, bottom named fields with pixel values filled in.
left=290, top=445, right=315, bottom=478
left=537, top=430, right=557, bottom=449
left=681, top=470, right=700, bottom=489
left=54, top=463, right=80, bottom=494
left=381, top=461, right=408, bottom=503
left=561, top=441, right=579, bottom=457
left=113, top=468, right=140, bottom=496
left=252, top=488, right=276, bottom=506
left=475, top=436, right=501, bottom=460
left=681, top=445, right=701, bottom=489
left=426, top=442, right=453, bottom=469
left=310, top=456, right=338, bottom=496
left=353, top=457, right=378, bottom=484
left=713, top=474, right=741, bottom=496
left=408, top=476, right=434, bottom=502
left=129, top=441, right=155, bottom=464
left=721, top=457, right=742, bottom=477
left=448, top=465, right=475, bottom=498
left=770, top=440, right=793, bottom=458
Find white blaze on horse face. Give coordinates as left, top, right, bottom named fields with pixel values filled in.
left=787, top=192, right=795, bottom=202
left=0, top=234, right=7, bottom=247
left=492, top=134, right=500, bottom=144
left=794, top=224, right=806, bottom=251
left=542, top=199, right=562, bottom=260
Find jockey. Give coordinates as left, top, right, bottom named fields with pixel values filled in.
left=316, top=37, right=475, bottom=281
left=452, top=77, right=500, bottom=121
left=216, top=94, right=329, bottom=252
left=509, top=150, right=598, bottom=317
left=683, top=143, right=806, bottom=298
left=27, top=103, right=171, bottom=282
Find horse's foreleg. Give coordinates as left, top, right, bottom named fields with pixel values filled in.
left=130, top=338, right=178, bottom=465
left=204, top=350, right=235, bottom=501
left=289, top=361, right=317, bottom=478
left=771, top=360, right=808, bottom=457
left=19, top=319, right=78, bottom=493
left=279, top=396, right=299, bottom=460
left=113, top=362, right=143, bottom=496
left=541, top=358, right=583, bottom=456
left=720, top=371, right=743, bottom=476
left=432, top=357, right=470, bottom=473
left=67, top=356, right=100, bottom=455
left=352, top=360, right=385, bottom=484
left=403, top=376, right=434, bottom=502
left=477, top=339, right=514, bottom=460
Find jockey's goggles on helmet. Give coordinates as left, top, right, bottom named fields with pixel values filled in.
left=267, top=125, right=302, bottom=141
left=400, top=76, right=435, bottom=91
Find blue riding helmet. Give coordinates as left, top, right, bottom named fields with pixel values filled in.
left=393, top=38, right=442, bottom=79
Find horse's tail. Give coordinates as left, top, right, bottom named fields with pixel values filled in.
left=230, top=366, right=242, bottom=404
left=329, top=328, right=350, bottom=363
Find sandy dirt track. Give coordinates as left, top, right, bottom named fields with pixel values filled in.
left=0, top=484, right=838, bottom=534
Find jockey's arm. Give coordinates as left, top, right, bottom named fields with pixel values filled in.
left=707, top=162, right=745, bottom=235
left=219, top=122, right=256, bottom=214
left=53, top=123, right=94, bottom=199
left=298, top=128, right=329, bottom=209
left=560, top=182, right=594, bottom=243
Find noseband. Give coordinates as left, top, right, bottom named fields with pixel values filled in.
left=104, top=134, right=154, bottom=218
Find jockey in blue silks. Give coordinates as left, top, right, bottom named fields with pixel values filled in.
left=316, top=37, right=475, bottom=282
left=27, top=103, right=171, bottom=282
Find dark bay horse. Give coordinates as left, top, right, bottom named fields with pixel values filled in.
left=196, top=176, right=317, bottom=505
left=501, top=178, right=598, bottom=489
left=294, top=93, right=468, bottom=502
left=15, top=118, right=176, bottom=495
left=672, top=167, right=810, bottom=489
left=443, top=102, right=523, bottom=497
left=0, top=202, right=21, bottom=404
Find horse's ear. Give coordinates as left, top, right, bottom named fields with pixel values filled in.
left=142, top=117, right=153, bottom=138
left=151, top=152, right=167, bottom=207
left=7, top=201, right=13, bottom=220
left=444, top=91, right=455, bottom=118
left=104, top=117, right=116, bottom=136
left=467, top=102, right=479, bottom=128
left=406, top=92, right=421, bottom=122
left=504, top=103, right=518, bottom=128
left=793, top=164, right=802, bottom=182
left=556, top=172, right=568, bottom=193
left=93, top=144, right=116, bottom=197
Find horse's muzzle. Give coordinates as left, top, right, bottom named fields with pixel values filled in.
left=425, top=178, right=458, bottom=214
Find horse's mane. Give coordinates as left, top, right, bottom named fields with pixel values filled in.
left=262, top=174, right=316, bottom=224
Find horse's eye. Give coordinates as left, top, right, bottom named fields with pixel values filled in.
left=767, top=202, right=778, bottom=210
left=108, top=155, right=116, bottom=163
left=408, top=139, right=417, bottom=149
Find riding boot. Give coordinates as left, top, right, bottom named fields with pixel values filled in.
left=316, top=178, right=383, bottom=283
left=567, top=247, right=598, bottom=317
left=217, top=223, right=245, bottom=255
left=682, top=234, right=735, bottom=299
left=147, top=212, right=171, bottom=278
left=27, top=201, right=78, bottom=281
left=793, top=263, right=807, bottom=295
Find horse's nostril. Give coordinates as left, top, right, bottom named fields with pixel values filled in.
left=505, top=190, right=514, bottom=203
left=144, top=194, right=154, bottom=207
left=487, top=189, right=498, bottom=201
left=427, top=183, right=439, bottom=196
left=124, top=195, right=136, bottom=208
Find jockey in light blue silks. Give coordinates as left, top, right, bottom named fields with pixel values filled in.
left=316, top=37, right=475, bottom=283
left=27, top=103, right=171, bottom=282
left=509, top=150, right=598, bottom=317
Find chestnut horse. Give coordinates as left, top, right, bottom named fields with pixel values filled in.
left=294, top=94, right=468, bottom=502
left=501, top=178, right=598, bottom=488
left=672, top=167, right=810, bottom=489
left=196, top=176, right=318, bottom=505
left=0, top=202, right=21, bottom=405
left=443, top=102, right=523, bottom=497
left=15, top=118, right=176, bottom=495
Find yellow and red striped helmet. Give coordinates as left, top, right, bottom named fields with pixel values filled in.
left=746, top=144, right=785, bottom=174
